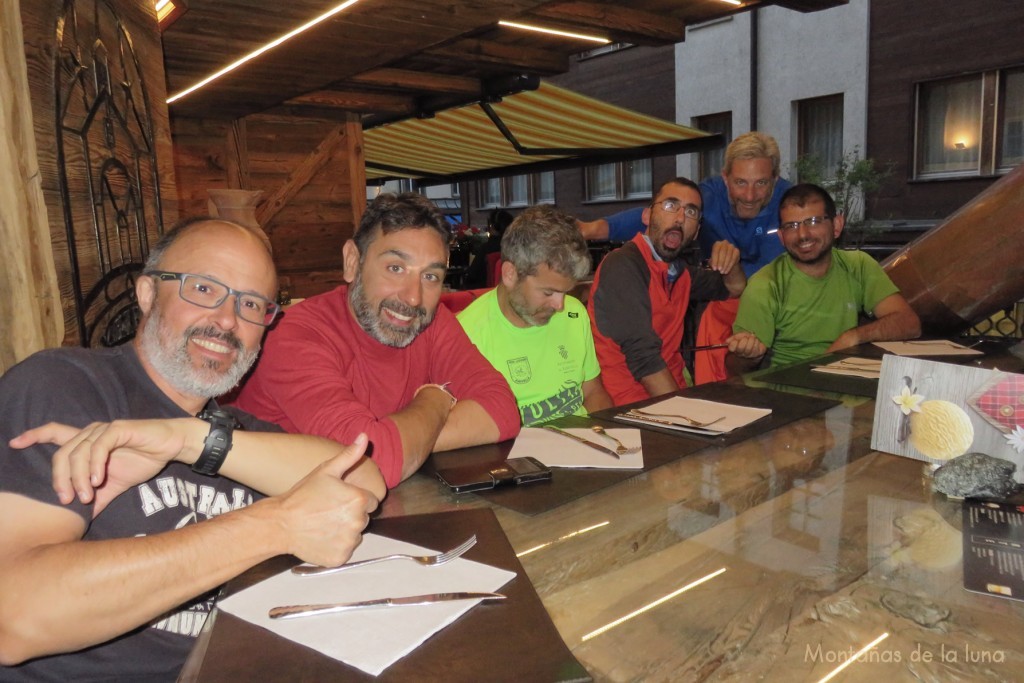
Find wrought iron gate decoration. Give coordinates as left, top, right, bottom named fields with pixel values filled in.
left=54, top=0, right=164, bottom=347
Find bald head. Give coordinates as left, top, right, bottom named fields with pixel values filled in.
left=135, top=218, right=278, bottom=408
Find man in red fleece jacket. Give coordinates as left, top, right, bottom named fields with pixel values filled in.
left=235, top=193, right=520, bottom=487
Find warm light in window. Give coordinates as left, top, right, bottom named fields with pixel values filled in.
left=167, top=0, right=363, bottom=104
left=498, top=20, right=610, bottom=44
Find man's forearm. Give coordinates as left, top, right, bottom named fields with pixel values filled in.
left=639, top=368, right=680, bottom=398
left=224, top=430, right=385, bottom=500
left=433, top=400, right=500, bottom=452
left=389, top=387, right=451, bottom=481
left=0, top=498, right=288, bottom=664
left=833, top=310, right=922, bottom=351
left=725, top=351, right=763, bottom=376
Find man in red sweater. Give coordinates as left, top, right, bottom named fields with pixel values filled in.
left=235, top=193, right=520, bottom=488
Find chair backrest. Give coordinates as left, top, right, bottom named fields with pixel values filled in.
left=486, top=252, right=502, bottom=287
left=439, top=288, right=490, bottom=315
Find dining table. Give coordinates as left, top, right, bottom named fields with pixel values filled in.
left=180, top=340, right=1024, bottom=682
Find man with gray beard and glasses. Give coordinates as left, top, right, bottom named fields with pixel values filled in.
left=234, top=193, right=520, bottom=488
left=0, top=218, right=384, bottom=680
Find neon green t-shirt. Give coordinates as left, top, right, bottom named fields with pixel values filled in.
left=457, top=289, right=602, bottom=426
left=734, top=249, right=899, bottom=367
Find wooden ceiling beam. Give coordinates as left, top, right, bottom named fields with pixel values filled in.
left=528, top=2, right=687, bottom=45
left=348, top=68, right=481, bottom=96
left=426, top=38, right=568, bottom=76
left=284, top=89, right=416, bottom=113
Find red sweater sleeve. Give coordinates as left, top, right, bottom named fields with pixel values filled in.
left=427, top=306, right=521, bottom=443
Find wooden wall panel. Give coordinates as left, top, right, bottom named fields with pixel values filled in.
left=20, top=0, right=178, bottom=346
left=171, top=112, right=365, bottom=299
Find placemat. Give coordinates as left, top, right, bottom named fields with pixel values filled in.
left=424, top=416, right=709, bottom=516
left=181, top=509, right=589, bottom=682
left=755, top=355, right=879, bottom=397
left=590, top=382, right=840, bottom=446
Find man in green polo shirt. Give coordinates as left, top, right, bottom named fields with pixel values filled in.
left=727, top=183, right=921, bottom=371
left=458, top=206, right=613, bottom=425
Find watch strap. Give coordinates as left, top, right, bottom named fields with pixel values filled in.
left=192, top=409, right=239, bottom=476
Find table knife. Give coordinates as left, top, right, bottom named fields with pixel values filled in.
left=541, top=425, right=620, bottom=458
left=269, top=591, right=506, bottom=619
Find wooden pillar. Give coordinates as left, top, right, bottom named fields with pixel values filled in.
left=0, top=0, right=63, bottom=373
left=882, top=163, right=1024, bottom=333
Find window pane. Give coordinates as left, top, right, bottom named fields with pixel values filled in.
left=1000, top=69, right=1024, bottom=170
left=586, top=163, right=618, bottom=200
left=624, top=158, right=651, bottom=198
left=695, top=112, right=732, bottom=179
left=798, top=94, right=844, bottom=179
left=508, top=175, right=529, bottom=206
left=484, top=177, right=502, bottom=206
left=918, top=75, right=982, bottom=176
left=536, top=171, right=555, bottom=203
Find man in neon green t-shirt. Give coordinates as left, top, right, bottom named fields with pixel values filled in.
left=727, top=183, right=921, bottom=371
left=458, top=206, right=613, bottom=425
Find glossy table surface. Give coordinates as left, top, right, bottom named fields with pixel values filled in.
left=190, top=343, right=1024, bottom=681
left=382, top=344, right=1024, bottom=682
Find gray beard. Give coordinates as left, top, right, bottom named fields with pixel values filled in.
left=138, top=306, right=258, bottom=399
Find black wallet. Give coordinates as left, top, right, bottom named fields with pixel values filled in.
left=436, top=456, right=552, bottom=494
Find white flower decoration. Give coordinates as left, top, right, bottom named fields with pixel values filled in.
left=892, top=385, right=925, bottom=416
left=1005, top=425, right=1024, bottom=455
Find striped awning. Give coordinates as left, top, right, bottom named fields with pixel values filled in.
left=362, top=82, right=718, bottom=185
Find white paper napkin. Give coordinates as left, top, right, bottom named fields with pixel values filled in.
left=508, top=427, right=643, bottom=469
left=616, top=395, right=771, bottom=434
left=810, top=357, right=882, bottom=378
left=217, top=534, right=516, bottom=676
left=873, top=340, right=983, bottom=356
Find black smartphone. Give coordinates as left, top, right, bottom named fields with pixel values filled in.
left=436, top=457, right=552, bottom=494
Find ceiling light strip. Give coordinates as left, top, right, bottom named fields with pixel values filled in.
left=167, top=0, right=362, bottom=104
left=498, top=20, right=609, bottom=44
left=580, top=567, right=726, bottom=642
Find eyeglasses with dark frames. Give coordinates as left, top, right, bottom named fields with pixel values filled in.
left=779, top=215, right=833, bottom=233
left=145, top=271, right=280, bottom=327
left=652, top=198, right=701, bottom=221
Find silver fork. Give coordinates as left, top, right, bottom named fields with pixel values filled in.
left=590, top=425, right=640, bottom=454
left=292, top=535, right=477, bottom=576
left=629, top=408, right=725, bottom=428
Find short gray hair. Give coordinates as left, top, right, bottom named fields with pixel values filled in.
left=501, top=205, right=591, bottom=281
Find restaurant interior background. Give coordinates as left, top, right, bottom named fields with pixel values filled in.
left=2, top=0, right=1023, bottom=370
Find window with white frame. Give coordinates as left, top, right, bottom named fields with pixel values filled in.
left=584, top=159, right=651, bottom=202
left=798, top=94, right=844, bottom=179
left=478, top=172, right=555, bottom=208
left=915, top=66, right=1024, bottom=178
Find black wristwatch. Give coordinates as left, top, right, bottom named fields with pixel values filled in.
left=192, top=408, right=240, bottom=476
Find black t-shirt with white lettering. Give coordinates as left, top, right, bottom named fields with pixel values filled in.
left=0, top=344, right=279, bottom=682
